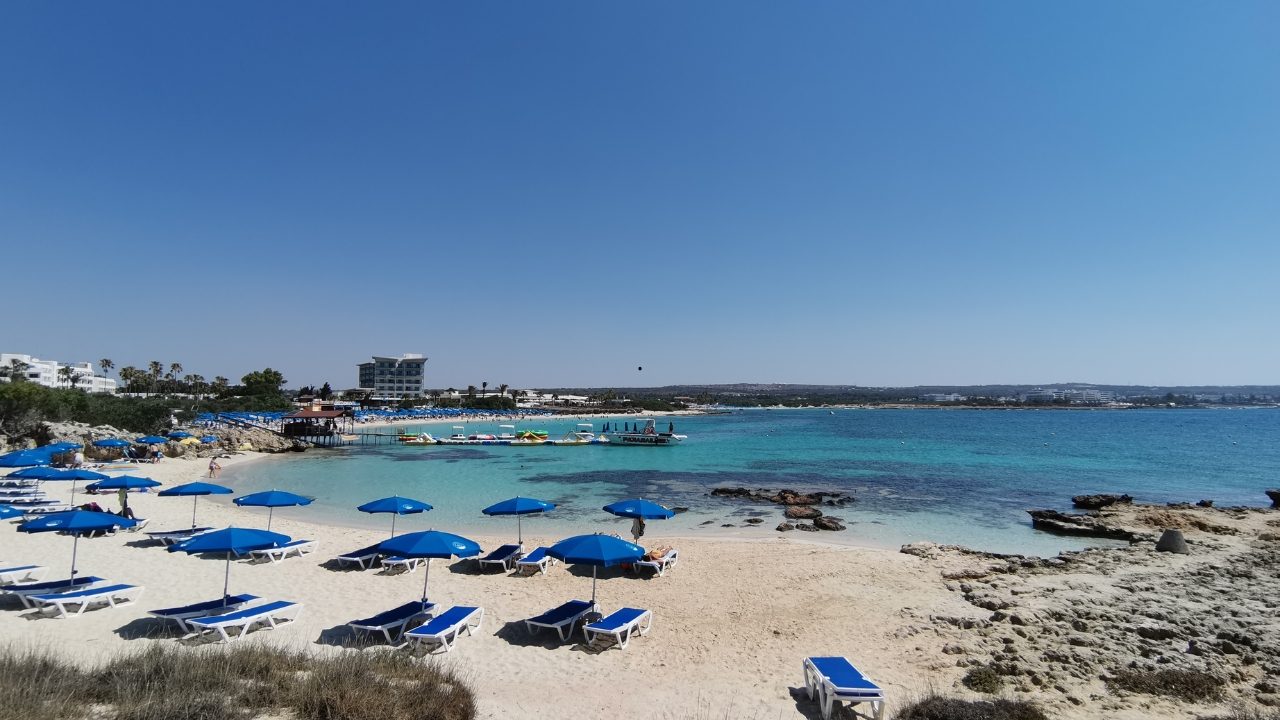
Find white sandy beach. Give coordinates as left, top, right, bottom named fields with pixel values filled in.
left=4, top=452, right=1269, bottom=719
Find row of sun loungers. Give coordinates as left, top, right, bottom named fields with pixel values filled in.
left=0, top=564, right=47, bottom=585
left=331, top=543, right=672, bottom=579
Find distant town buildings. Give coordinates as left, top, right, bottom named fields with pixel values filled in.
left=1020, top=388, right=1115, bottom=404
left=0, top=353, right=118, bottom=394
left=918, top=393, right=965, bottom=403
left=357, top=353, right=427, bottom=399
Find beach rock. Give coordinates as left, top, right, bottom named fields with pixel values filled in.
left=1197, top=499, right=1214, bottom=508
left=1027, top=509, right=1139, bottom=541
left=1267, top=490, right=1280, bottom=508
left=813, top=516, right=846, bottom=531
left=795, top=523, right=819, bottom=532
left=744, top=517, right=763, bottom=525
left=710, top=487, right=852, bottom=507
left=784, top=506, right=822, bottom=520
left=1155, top=529, right=1189, bottom=554
left=1072, top=494, right=1134, bottom=510
left=776, top=522, right=795, bottom=532
left=672, top=506, right=690, bottom=514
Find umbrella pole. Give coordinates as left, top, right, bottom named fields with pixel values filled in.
left=421, top=558, right=431, bottom=602
left=391, top=514, right=397, bottom=538
left=70, top=480, right=77, bottom=506
left=518, top=514, right=522, bottom=544
left=192, top=496, right=199, bottom=528
left=591, top=566, right=598, bottom=604
left=223, top=551, right=231, bottom=602
left=68, top=533, right=80, bottom=589
left=267, top=507, right=274, bottom=531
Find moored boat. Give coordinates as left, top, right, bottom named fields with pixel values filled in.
left=602, top=418, right=686, bottom=446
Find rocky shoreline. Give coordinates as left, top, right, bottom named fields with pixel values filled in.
left=11, top=420, right=309, bottom=459
left=900, top=497, right=1280, bottom=717
left=709, top=486, right=854, bottom=532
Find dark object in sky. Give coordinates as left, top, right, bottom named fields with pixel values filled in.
left=638, top=366, right=643, bottom=371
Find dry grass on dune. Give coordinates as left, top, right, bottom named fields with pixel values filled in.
left=0, top=643, right=475, bottom=720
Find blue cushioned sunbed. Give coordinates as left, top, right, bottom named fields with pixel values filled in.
left=803, top=656, right=885, bottom=720
left=349, top=600, right=436, bottom=643
left=524, top=599, right=596, bottom=641
left=148, top=594, right=259, bottom=631
left=404, top=605, right=482, bottom=653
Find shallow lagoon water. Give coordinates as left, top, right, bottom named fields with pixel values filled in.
left=220, top=408, right=1280, bottom=556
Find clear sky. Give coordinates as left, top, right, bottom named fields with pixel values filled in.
left=2, top=2, right=1277, bottom=390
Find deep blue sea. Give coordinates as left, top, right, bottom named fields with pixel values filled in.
left=220, top=408, right=1280, bottom=556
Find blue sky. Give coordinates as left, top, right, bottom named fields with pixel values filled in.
left=2, top=2, right=1277, bottom=389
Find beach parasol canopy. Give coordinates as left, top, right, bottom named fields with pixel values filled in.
left=41, top=442, right=83, bottom=453
left=135, top=436, right=169, bottom=445
left=377, top=530, right=480, bottom=602
left=7, top=466, right=67, bottom=480
left=233, top=490, right=313, bottom=531
left=159, top=481, right=233, bottom=529
left=92, top=438, right=133, bottom=448
left=19, top=510, right=137, bottom=589
left=168, top=431, right=194, bottom=439
left=357, top=496, right=432, bottom=538
left=0, top=504, right=22, bottom=519
left=482, top=496, right=556, bottom=544
left=602, top=498, right=675, bottom=520
left=547, top=533, right=645, bottom=604
left=21, top=468, right=109, bottom=505
left=169, top=527, right=291, bottom=601
left=199, top=435, right=219, bottom=444
left=89, top=475, right=161, bottom=491
left=0, top=450, right=52, bottom=468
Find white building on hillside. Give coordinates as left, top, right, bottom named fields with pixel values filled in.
left=0, top=353, right=118, bottom=393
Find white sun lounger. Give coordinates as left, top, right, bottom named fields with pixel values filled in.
left=29, top=583, right=144, bottom=618
left=349, top=600, right=437, bottom=643
left=146, top=527, right=213, bottom=546
left=147, top=594, right=259, bottom=632
left=583, top=607, right=652, bottom=650
left=524, top=599, right=597, bottom=642
left=335, top=543, right=384, bottom=569
left=186, top=600, right=303, bottom=643
left=633, top=549, right=678, bottom=576
left=380, top=555, right=421, bottom=573
left=4, top=576, right=104, bottom=607
left=404, top=605, right=483, bottom=654
left=0, top=565, right=47, bottom=586
left=477, top=543, right=522, bottom=572
left=515, top=547, right=557, bottom=575
left=803, top=656, right=886, bottom=720
left=249, top=539, right=317, bottom=564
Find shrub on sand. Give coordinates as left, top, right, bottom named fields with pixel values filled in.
left=894, top=693, right=1048, bottom=720
left=0, top=644, right=475, bottom=720
left=1107, top=668, right=1226, bottom=703
left=961, top=666, right=1004, bottom=694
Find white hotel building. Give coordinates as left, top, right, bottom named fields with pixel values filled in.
left=0, top=353, right=118, bottom=394
left=357, top=353, right=427, bottom=400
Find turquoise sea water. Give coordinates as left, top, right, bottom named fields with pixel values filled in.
left=219, top=408, right=1280, bottom=556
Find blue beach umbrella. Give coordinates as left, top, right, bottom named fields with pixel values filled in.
left=24, top=468, right=109, bottom=505
left=482, top=496, right=556, bottom=544
left=547, top=533, right=645, bottom=604
left=169, top=527, right=291, bottom=601
left=168, top=431, right=193, bottom=439
left=159, top=481, right=234, bottom=528
left=233, top=490, right=313, bottom=531
left=0, top=450, right=51, bottom=468
left=603, top=498, right=675, bottom=520
left=135, top=436, right=169, bottom=445
left=357, top=496, right=432, bottom=538
left=93, top=438, right=132, bottom=448
left=199, top=436, right=219, bottom=444
left=377, top=530, right=480, bottom=602
left=0, top=504, right=22, bottom=519
left=19, top=510, right=137, bottom=589
left=7, top=466, right=67, bottom=480
left=90, top=475, right=161, bottom=491
left=41, top=442, right=83, bottom=453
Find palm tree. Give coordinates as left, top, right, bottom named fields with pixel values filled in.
left=118, top=366, right=139, bottom=392
left=498, top=383, right=508, bottom=400
left=466, top=385, right=477, bottom=399
left=99, top=358, right=114, bottom=376
left=147, top=361, right=163, bottom=394
left=57, top=366, right=77, bottom=389
left=213, top=376, right=230, bottom=396
left=188, top=374, right=207, bottom=400
left=481, top=381, right=488, bottom=397
left=6, top=359, right=30, bottom=383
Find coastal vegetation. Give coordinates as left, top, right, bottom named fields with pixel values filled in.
left=0, top=643, right=475, bottom=720
left=1106, top=667, right=1226, bottom=703
left=893, top=694, right=1048, bottom=720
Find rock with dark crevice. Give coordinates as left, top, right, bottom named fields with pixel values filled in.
left=1267, top=489, right=1280, bottom=508
left=813, top=516, right=847, bottom=531
left=784, top=506, right=823, bottom=520
left=1071, top=494, right=1134, bottom=510
left=776, top=522, right=795, bottom=532
left=1027, top=509, right=1140, bottom=541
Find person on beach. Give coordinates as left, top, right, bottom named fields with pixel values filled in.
left=151, top=446, right=163, bottom=463
left=208, top=457, right=221, bottom=478
left=631, top=517, right=646, bottom=542
left=72, top=451, right=85, bottom=468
